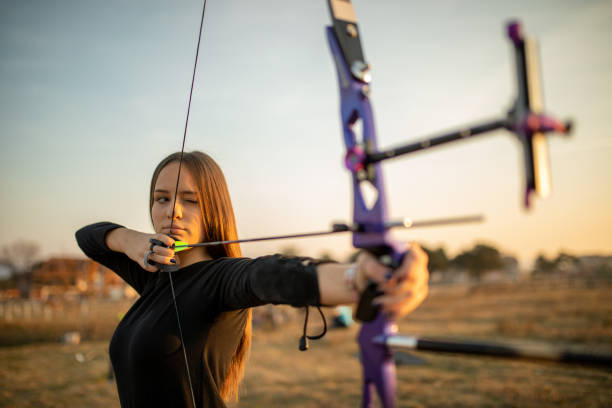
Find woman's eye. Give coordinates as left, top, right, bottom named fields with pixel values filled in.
left=156, top=197, right=169, bottom=203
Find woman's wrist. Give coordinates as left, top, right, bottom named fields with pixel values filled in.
left=317, top=262, right=361, bottom=305
left=106, top=227, right=129, bottom=253
left=349, top=256, right=371, bottom=293
left=344, top=264, right=366, bottom=295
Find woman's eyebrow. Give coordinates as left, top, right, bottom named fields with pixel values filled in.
left=154, top=188, right=197, bottom=195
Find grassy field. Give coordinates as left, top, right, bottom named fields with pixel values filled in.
left=1, top=277, right=611, bottom=407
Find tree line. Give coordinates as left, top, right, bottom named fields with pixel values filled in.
left=281, top=242, right=514, bottom=279
left=283, top=243, right=612, bottom=280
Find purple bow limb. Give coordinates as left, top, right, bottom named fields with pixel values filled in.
left=358, top=314, right=398, bottom=407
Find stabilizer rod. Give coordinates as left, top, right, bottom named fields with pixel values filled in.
left=367, top=118, right=508, bottom=164
left=378, top=335, right=612, bottom=367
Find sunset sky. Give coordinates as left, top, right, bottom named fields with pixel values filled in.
left=1, top=0, right=610, bottom=267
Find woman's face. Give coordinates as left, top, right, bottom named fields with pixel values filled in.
left=151, top=162, right=204, bottom=245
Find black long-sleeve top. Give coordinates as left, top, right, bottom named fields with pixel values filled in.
left=75, top=222, right=321, bottom=408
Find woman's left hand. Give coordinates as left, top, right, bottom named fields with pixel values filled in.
left=355, top=243, right=429, bottom=319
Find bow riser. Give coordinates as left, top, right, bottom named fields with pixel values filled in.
left=326, top=28, right=395, bottom=252
left=327, top=19, right=402, bottom=408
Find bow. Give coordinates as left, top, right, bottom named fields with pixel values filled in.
left=162, top=1, right=574, bottom=407
left=325, top=1, right=571, bottom=407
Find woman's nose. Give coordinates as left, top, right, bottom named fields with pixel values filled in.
left=167, top=199, right=182, bottom=219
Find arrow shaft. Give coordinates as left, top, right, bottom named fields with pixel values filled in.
left=174, top=214, right=484, bottom=250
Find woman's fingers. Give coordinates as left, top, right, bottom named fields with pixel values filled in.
left=149, top=238, right=175, bottom=263
left=373, top=277, right=429, bottom=318
left=141, top=253, right=159, bottom=272
left=147, top=251, right=176, bottom=266
left=378, top=243, right=428, bottom=293
left=378, top=265, right=428, bottom=298
left=150, top=240, right=175, bottom=257
left=141, top=234, right=176, bottom=271
left=357, top=252, right=391, bottom=287
left=352, top=243, right=429, bottom=318
left=385, top=243, right=428, bottom=285
left=359, top=242, right=429, bottom=318
left=152, top=233, right=175, bottom=249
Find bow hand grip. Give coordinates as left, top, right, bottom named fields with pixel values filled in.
left=354, top=250, right=405, bottom=322
left=355, top=281, right=383, bottom=322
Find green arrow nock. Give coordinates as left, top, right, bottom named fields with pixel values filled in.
left=173, top=241, right=189, bottom=252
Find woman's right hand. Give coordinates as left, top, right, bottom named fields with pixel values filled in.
left=106, top=228, right=176, bottom=272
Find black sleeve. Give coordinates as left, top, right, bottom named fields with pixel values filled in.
left=75, top=222, right=152, bottom=294
left=198, top=255, right=324, bottom=312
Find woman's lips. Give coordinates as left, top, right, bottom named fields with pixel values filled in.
left=163, top=227, right=186, bottom=235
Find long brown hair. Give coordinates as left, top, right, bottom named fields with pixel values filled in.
left=149, top=151, right=252, bottom=402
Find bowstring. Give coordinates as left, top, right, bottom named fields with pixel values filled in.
left=167, top=1, right=208, bottom=407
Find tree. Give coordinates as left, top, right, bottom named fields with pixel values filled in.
left=421, top=245, right=449, bottom=272
left=0, top=241, right=40, bottom=273
left=534, top=254, right=556, bottom=274
left=554, top=252, right=578, bottom=273
left=451, top=243, right=503, bottom=278
left=533, top=252, right=578, bottom=275
left=0, top=241, right=40, bottom=298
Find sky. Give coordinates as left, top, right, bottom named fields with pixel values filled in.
left=0, top=0, right=610, bottom=268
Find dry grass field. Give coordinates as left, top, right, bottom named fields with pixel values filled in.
left=1, top=277, right=611, bottom=407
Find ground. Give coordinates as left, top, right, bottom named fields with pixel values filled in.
left=1, top=277, right=611, bottom=407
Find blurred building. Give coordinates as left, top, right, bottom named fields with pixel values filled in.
left=0, top=258, right=137, bottom=300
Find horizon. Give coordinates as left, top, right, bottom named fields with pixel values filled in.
left=3, top=237, right=612, bottom=273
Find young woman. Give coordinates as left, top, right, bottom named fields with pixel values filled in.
left=76, top=151, right=429, bottom=408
